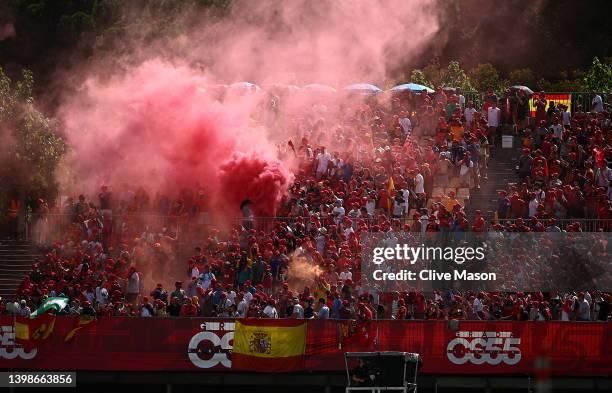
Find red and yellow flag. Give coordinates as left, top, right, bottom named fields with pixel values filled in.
left=232, top=319, right=307, bottom=372
left=15, top=314, right=56, bottom=349
left=65, top=316, right=96, bottom=342
left=529, top=93, right=571, bottom=117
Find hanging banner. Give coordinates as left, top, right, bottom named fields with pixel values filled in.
left=0, top=317, right=610, bottom=376
left=529, top=93, right=572, bottom=117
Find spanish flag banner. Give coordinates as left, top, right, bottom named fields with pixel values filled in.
left=529, top=93, right=571, bottom=117
left=232, top=319, right=307, bottom=372
left=15, top=314, right=56, bottom=349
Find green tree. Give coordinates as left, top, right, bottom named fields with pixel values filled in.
left=409, top=69, right=431, bottom=87
left=421, top=58, right=443, bottom=88
left=583, top=57, right=612, bottom=92
left=508, top=68, right=535, bottom=88
left=0, top=68, right=66, bottom=208
left=468, top=63, right=503, bottom=93
left=440, top=61, right=473, bottom=91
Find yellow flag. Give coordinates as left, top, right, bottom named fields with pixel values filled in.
left=233, top=320, right=306, bottom=359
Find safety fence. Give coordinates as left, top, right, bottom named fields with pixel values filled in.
left=26, top=214, right=612, bottom=247
left=461, top=91, right=608, bottom=112
left=0, top=317, right=610, bottom=376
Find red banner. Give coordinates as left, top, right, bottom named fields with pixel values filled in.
left=0, top=317, right=610, bottom=375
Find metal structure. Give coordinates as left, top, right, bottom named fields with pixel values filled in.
left=345, top=351, right=421, bottom=393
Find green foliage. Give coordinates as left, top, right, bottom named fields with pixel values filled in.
left=440, top=61, right=473, bottom=91
left=468, top=63, right=506, bottom=93
left=409, top=69, right=431, bottom=87
left=0, top=67, right=66, bottom=202
left=421, top=58, right=443, bottom=88
left=582, top=57, right=612, bottom=93
left=508, top=68, right=535, bottom=88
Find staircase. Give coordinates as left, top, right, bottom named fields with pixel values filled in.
left=0, top=240, right=41, bottom=300
left=465, top=142, right=522, bottom=219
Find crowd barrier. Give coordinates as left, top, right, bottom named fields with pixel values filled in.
left=0, top=317, right=610, bottom=375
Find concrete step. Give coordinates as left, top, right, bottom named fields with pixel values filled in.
left=0, top=254, right=40, bottom=259
left=0, top=266, right=32, bottom=271
left=0, top=240, right=36, bottom=298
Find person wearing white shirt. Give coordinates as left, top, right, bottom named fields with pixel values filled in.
left=487, top=103, right=501, bottom=127
left=464, top=102, right=477, bottom=128
left=292, top=299, right=304, bottom=318
left=561, top=108, right=571, bottom=127
left=577, top=294, right=590, bottom=321
left=550, top=121, right=563, bottom=140
left=392, top=192, right=406, bottom=218
left=317, top=299, right=330, bottom=319
left=591, top=93, right=604, bottom=113
left=487, top=101, right=501, bottom=146
left=330, top=152, right=343, bottom=178
left=141, top=305, right=152, bottom=317
left=332, top=201, right=345, bottom=224
left=339, top=269, right=352, bottom=282
left=263, top=301, right=279, bottom=318
left=96, top=284, right=108, bottom=307
left=217, top=295, right=233, bottom=315
left=365, top=196, right=376, bottom=216
left=399, top=113, right=412, bottom=143
left=190, top=265, right=200, bottom=280
left=17, top=300, right=31, bottom=317
left=402, top=189, right=410, bottom=214
left=226, top=289, right=237, bottom=305
left=237, top=298, right=249, bottom=317
left=315, top=147, right=332, bottom=179
left=200, top=269, right=215, bottom=290
left=343, top=225, right=354, bottom=238
left=414, top=171, right=425, bottom=194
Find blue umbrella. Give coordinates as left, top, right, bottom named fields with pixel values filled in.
left=389, top=83, right=434, bottom=93
left=343, top=83, right=383, bottom=94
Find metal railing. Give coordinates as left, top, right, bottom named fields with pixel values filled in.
left=496, top=218, right=611, bottom=232
left=24, top=213, right=612, bottom=250
left=459, top=91, right=608, bottom=113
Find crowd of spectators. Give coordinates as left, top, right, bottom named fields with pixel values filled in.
left=2, top=86, right=611, bottom=321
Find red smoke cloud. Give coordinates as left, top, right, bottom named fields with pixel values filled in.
left=218, top=154, right=291, bottom=217
left=59, top=60, right=289, bottom=218
left=58, top=0, right=441, bottom=219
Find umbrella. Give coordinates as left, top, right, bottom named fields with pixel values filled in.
left=343, top=83, right=383, bottom=94
left=510, top=85, right=534, bottom=96
left=389, top=83, right=434, bottom=93
left=229, top=82, right=261, bottom=92
left=302, top=84, right=337, bottom=93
